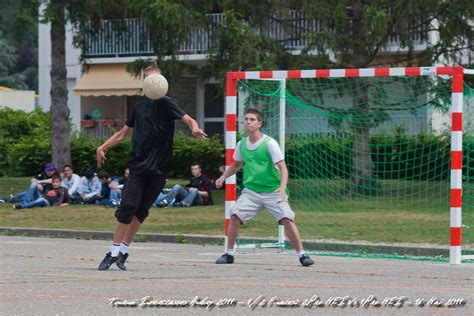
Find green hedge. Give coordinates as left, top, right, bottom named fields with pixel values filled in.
left=286, top=134, right=474, bottom=180
left=0, top=108, right=225, bottom=178
left=2, top=132, right=225, bottom=178
left=2, top=108, right=472, bottom=181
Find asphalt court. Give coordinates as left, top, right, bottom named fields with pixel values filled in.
left=1, top=236, right=473, bottom=315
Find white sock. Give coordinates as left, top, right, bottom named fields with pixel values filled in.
left=297, top=250, right=306, bottom=258
left=119, top=241, right=129, bottom=254
left=226, top=249, right=235, bottom=256
left=110, top=243, right=120, bottom=257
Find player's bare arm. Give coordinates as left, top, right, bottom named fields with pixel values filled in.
left=96, top=125, right=132, bottom=167
left=215, top=161, right=243, bottom=189
left=275, top=160, right=288, bottom=201
left=181, top=114, right=207, bottom=139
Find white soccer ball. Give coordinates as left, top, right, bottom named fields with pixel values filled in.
left=143, top=74, right=168, bottom=99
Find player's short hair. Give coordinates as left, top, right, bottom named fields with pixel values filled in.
left=244, top=108, right=264, bottom=127
left=51, top=175, right=61, bottom=182
left=191, top=162, right=201, bottom=168
left=63, top=164, right=73, bottom=170
left=144, top=65, right=161, bottom=76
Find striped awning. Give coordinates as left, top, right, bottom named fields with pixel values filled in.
left=74, top=64, right=143, bottom=96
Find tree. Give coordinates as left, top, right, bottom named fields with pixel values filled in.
left=0, top=0, right=38, bottom=91
left=41, top=0, right=122, bottom=169
left=42, top=0, right=71, bottom=169
left=124, top=1, right=473, bottom=190
left=0, top=34, right=29, bottom=90
left=299, top=0, right=473, bottom=191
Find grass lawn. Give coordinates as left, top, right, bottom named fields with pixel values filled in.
left=0, top=177, right=473, bottom=246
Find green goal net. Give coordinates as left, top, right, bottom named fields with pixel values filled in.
left=236, top=76, right=473, bottom=254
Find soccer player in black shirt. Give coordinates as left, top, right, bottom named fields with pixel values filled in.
left=96, top=67, right=207, bottom=270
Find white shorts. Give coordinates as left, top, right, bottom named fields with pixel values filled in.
left=231, top=188, right=295, bottom=224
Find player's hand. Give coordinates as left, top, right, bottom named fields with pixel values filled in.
left=96, top=147, right=106, bottom=167
left=192, top=128, right=207, bottom=139
left=215, top=176, right=225, bottom=189
left=275, top=187, right=287, bottom=201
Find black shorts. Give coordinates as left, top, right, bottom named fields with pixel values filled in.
left=115, top=172, right=167, bottom=224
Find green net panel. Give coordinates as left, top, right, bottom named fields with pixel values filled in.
left=236, top=76, right=473, bottom=253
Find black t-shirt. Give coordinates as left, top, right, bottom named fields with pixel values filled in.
left=126, top=97, right=185, bottom=175
left=186, top=175, right=214, bottom=205
left=34, top=170, right=60, bottom=192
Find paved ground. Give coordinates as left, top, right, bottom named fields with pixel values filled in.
left=0, top=236, right=472, bottom=316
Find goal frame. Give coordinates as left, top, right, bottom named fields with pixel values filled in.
left=225, top=66, right=466, bottom=265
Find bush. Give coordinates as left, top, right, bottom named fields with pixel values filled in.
left=171, top=132, right=225, bottom=178
left=0, top=106, right=225, bottom=178
left=285, top=133, right=460, bottom=180
left=0, top=108, right=51, bottom=176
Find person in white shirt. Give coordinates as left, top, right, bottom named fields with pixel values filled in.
left=77, top=170, right=101, bottom=204
left=61, top=165, right=81, bottom=201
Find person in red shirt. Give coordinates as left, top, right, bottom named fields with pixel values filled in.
left=14, top=175, right=70, bottom=210
left=157, top=163, right=213, bottom=207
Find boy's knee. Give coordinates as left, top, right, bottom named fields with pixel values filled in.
left=231, top=215, right=242, bottom=225
left=279, top=217, right=293, bottom=225
left=135, top=210, right=149, bottom=223
left=115, top=207, right=135, bottom=224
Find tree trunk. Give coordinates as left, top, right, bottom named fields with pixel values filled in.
left=346, top=1, right=377, bottom=195
left=350, top=80, right=377, bottom=195
left=50, top=0, right=71, bottom=169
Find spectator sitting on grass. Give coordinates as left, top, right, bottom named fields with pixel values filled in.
left=150, top=178, right=168, bottom=207
left=117, top=166, right=129, bottom=191
left=77, top=170, right=101, bottom=204
left=13, top=175, right=71, bottom=210
left=96, top=171, right=122, bottom=206
left=157, top=163, right=213, bottom=208
left=151, top=191, right=167, bottom=207
left=0, top=163, right=59, bottom=203
left=61, top=164, right=81, bottom=202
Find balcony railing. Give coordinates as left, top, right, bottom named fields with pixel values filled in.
left=83, top=12, right=427, bottom=58
left=81, top=119, right=126, bottom=139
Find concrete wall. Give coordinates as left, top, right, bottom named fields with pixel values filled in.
left=0, top=91, right=35, bottom=112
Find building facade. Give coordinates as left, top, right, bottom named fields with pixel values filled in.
left=39, top=6, right=468, bottom=138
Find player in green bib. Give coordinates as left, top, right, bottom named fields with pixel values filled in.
left=215, top=108, right=314, bottom=266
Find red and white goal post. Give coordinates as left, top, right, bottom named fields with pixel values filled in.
left=224, top=66, right=473, bottom=265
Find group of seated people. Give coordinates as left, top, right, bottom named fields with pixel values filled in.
left=0, top=162, right=214, bottom=210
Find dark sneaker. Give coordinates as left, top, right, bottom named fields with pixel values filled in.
left=299, top=254, right=314, bottom=267
left=157, top=200, right=168, bottom=208
left=98, top=252, right=118, bottom=270
left=216, top=253, right=234, bottom=264
left=13, top=204, right=22, bottom=210
left=116, top=252, right=129, bottom=270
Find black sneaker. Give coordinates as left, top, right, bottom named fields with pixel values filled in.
left=157, top=200, right=168, bottom=208
left=299, top=254, right=314, bottom=267
left=13, top=204, right=22, bottom=210
left=216, top=253, right=234, bottom=264
left=116, top=252, right=129, bottom=270
left=98, top=252, right=118, bottom=270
